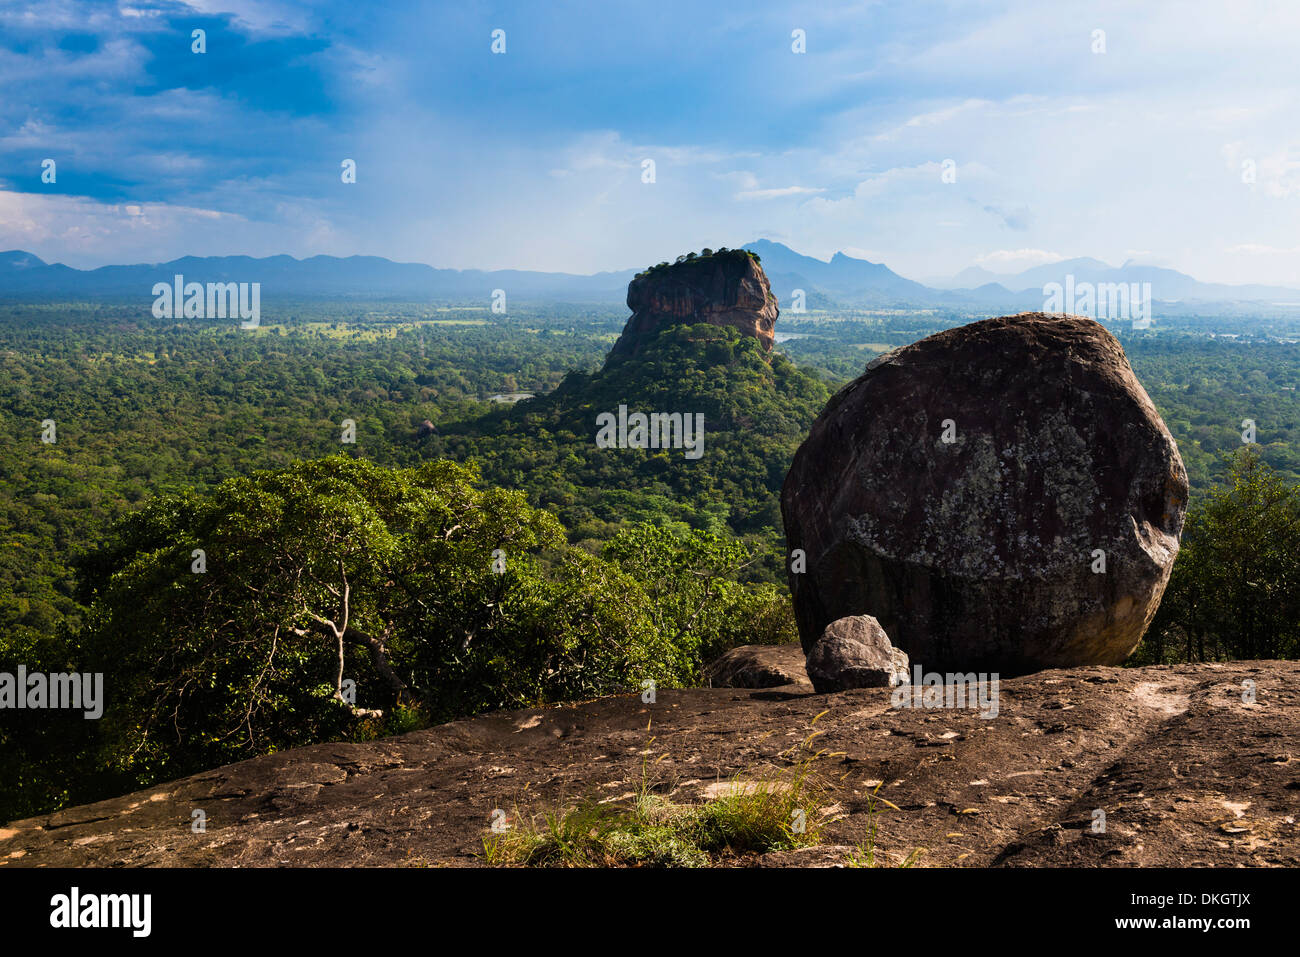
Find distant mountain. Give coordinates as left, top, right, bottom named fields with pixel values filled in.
left=939, top=257, right=1300, bottom=303
left=0, top=250, right=47, bottom=270
left=742, top=239, right=937, bottom=305
left=0, top=251, right=635, bottom=302
left=938, top=265, right=1000, bottom=289
left=2, top=244, right=1297, bottom=307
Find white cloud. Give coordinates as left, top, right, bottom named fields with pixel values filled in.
left=869, top=98, right=993, bottom=142
left=1226, top=243, right=1300, bottom=255
left=735, top=185, right=826, bottom=200
left=0, top=190, right=258, bottom=267
left=183, top=0, right=318, bottom=33
left=7, top=0, right=1300, bottom=286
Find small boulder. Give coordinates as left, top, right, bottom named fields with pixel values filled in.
left=706, top=644, right=811, bottom=690
left=805, top=615, right=909, bottom=693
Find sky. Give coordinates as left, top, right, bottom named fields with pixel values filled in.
left=2, top=0, right=1300, bottom=284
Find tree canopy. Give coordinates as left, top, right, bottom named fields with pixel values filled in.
left=1, top=455, right=793, bottom=820
left=1137, top=446, right=1300, bottom=663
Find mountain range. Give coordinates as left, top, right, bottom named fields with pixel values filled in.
left=2, top=243, right=1297, bottom=308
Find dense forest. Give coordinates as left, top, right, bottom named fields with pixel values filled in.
left=6, top=302, right=1297, bottom=641
left=3, top=299, right=1299, bottom=822
left=433, top=321, right=831, bottom=542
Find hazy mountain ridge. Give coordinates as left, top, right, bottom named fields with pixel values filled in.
left=0, top=250, right=637, bottom=301
left=1, top=243, right=1296, bottom=307
left=932, top=256, right=1300, bottom=302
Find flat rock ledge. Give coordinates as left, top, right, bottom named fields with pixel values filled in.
left=2, top=661, right=1297, bottom=868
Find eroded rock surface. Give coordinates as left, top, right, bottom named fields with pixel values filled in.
left=610, top=250, right=778, bottom=359
left=782, top=313, right=1188, bottom=675
left=3, top=662, right=1295, bottom=868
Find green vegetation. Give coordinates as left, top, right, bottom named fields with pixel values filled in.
left=0, top=303, right=614, bottom=645
left=1, top=454, right=791, bottom=821
left=1137, top=446, right=1300, bottom=663
left=435, top=321, right=831, bottom=543
left=483, top=730, right=827, bottom=867
left=776, top=314, right=1300, bottom=487
left=3, top=297, right=1300, bottom=824
left=844, top=782, right=927, bottom=868
left=633, top=247, right=758, bottom=280
left=482, top=782, right=824, bottom=867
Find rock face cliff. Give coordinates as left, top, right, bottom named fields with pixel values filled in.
left=609, top=250, right=778, bottom=359
left=782, top=313, right=1189, bottom=676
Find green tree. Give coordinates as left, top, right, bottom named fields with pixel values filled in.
left=600, top=523, right=796, bottom=678
left=1140, top=447, right=1300, bottom=663
left=73, top=456, right=674, bottom=785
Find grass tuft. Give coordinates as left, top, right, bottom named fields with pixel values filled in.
left=483, top=725, right=829, bottom=867
left=844, top=781, right=927, bottom=868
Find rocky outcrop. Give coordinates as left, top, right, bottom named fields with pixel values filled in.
left=805, top=615, right=909, bottom=693
left=706, top=643, right=811, bottom=690
left=782, top=313, right=1188, bottom=676
left=610, top=250, right=778, bottom=359
left=3, top=661, right=1296, bottom=867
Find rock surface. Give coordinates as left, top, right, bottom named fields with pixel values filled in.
left=805, top=615, right=909, bottom=693
left=706, top=643, right=811, bottom=690
left=782, top=313, right=1188, bottom=675
left=2, top=661, right=1296, bottom=868
left=610, top=250, right=778, bottom=359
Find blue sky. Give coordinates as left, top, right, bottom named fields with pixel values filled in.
left=3, top=0, right=1300, bottom=283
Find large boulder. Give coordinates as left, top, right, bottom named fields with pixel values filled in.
left=805, top=615, right=909, bottom=693
left=610, top=250, right=778, bottom=359
left=782, top=313, right=1188, bottom=676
